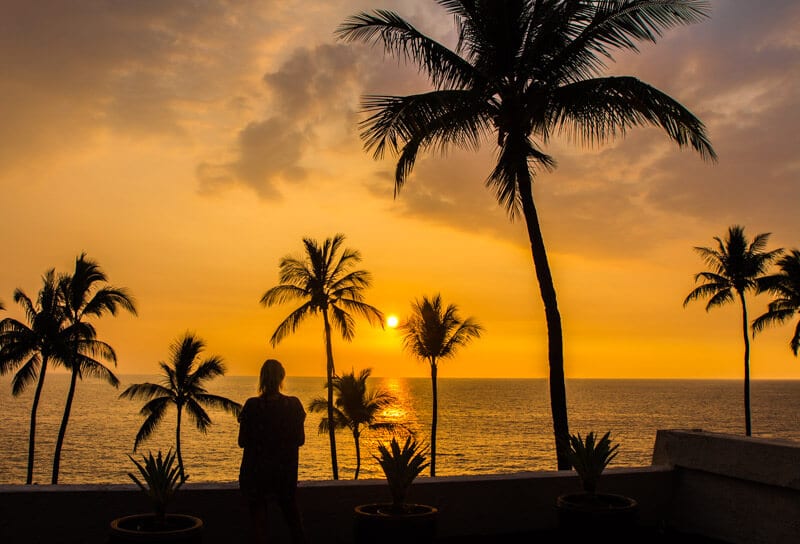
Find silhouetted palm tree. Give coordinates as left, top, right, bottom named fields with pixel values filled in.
left=309, top=368, right=400, bottom=479
left=261, top=234, right=384, bottom=480
left=753, top=250, right=800, bottom=356
left=120, top=332, right=242, bottom=480
left=684, top=226, right=782, bottom=436
left=338, top=0, right=716, bottom=469
left=399, top=294, right=481, bottom=476
left=51, top=253, right=138, bottom=483
left=0, top=271, right=70, bottom=484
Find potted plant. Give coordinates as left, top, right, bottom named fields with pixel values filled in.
left=109, top=449, right=203, bottom=543
left=556, top=431, right=638, bottom=536
left=354, top=436, right=438, bottom=544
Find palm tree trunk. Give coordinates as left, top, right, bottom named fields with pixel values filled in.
left=353, top=429, right=361, bottom=480
left=430, top=359, right=438, bottom=477
left=26, top=356, right=49, bottom=484
left=517, top=165, right=571, bottom=470
left=739, top=291, right=752, bottom=436
left=177, top=404, right=185, bottom=480
left=52, top=366, right=79, bottom=484
left=322, top=308, right=339, bottom=480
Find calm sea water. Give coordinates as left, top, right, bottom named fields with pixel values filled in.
left=1, top=375, right=799, bottom=485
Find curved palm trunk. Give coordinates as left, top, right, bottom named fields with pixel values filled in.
left=26, top=356, right=50, bottom=484
left=52, top=366, right=79, bottom=483
left=176, top=403, right=185, bottom=480
left=517, top=166, right=571, bottom=471
left=353, top=428, right=361, bottom=480
left=322, top=309, right=339, bottom=480
left=430, top=359, right=438, bottom=477
left=739, top=291, right=752, bottom=436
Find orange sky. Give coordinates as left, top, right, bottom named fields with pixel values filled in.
left=0, top=1, right=798, bottom=379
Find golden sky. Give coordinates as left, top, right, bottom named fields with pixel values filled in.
left=1, top=1, right=798, bottom=379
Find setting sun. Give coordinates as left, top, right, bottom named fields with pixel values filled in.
left=386, top=315, right=399, bottom=328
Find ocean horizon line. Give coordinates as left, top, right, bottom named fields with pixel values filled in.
left=12, top=372, right=800, bottom=381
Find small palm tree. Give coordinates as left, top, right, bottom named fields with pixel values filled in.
left=51, top=253, right=137, bottom=484
left=753, top=250, right=800, bottom=356
left=261, top=234, right=384, bottom=480
left=0, top=270, right=70, bottom=484
left=339, top=0, right=715, bottom=470
left=374, top=436, right=430, bottom=514
left=309, top=368, right=400, bottom=479
left=399, top=294, right=482, bottom=476
left=120, top=332, right=242, bottom=480
left=684, top=226, right=782, bottom=436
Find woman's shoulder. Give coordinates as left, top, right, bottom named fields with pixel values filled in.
left=241, top=396, right=263, bottom=410
left=285, top=395, right=306, bottom=414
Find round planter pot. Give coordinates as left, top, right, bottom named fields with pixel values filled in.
left=354, top=503, right=438, bottom=544
left=109, top=513, right=203, bottom=544
left=557, top=492, right=638, bottom=539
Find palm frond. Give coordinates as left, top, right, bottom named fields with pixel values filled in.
left=133, top=397, right=171, bottom=451
left=360, top=91, right=490, bottom=176
left=189, top=357, right=226, bottom=386
left=10, top=356, right=41, bottom=396
left=487, top=135, right=555, bottom=218
left=270, top=303, right=314, bottom=346
left=260, top=284, right=310, bottom=307
left=184, top=398, right=212, bottom=433
left=81, top=287, right=138, bottom=318
left=752, top=308, right=795, bottom=334
left=336, top=9, right=476, bottom=90
left=545, top=0, right=711, bottom=83
left=337, top=299, right=385, bottom=329
left=120, top=382, right=174, bottom=401
left=73, top=354, right=119, bottom=387
left=551, top=76, right=715, bottom=160
left=12, top=289, right=37, bottom=325
left=194, top=393, right=242, bottom=417
left=329, top=305, right=357, bottom=342
left=307, top=397, right=329, bottom=414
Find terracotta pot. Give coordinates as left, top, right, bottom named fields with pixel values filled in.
left=109, top=513, right=203, bottom=543
left=354, top=503, right=438, bottom=544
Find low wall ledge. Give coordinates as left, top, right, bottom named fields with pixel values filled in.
left=653, top=429, right=800, bottom=490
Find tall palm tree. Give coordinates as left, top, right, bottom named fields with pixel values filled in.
left=753, top=250, right=800, bottom=356
left=120, top=332, right=242, bottom=480
left=684, top=226, right=782, bottom=436
left=339, top=0, right=716, bottom=470
left=399, top=294, right=482, bottom=476
left=0, top=270, right=70, bottom=484
left=309, top=367, right=400, bottom=479
left=261, top=234, right=384, bottom=480
left=51, top=253, right=138, bottom=484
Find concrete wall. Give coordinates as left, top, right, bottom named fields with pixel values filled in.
left=653, top=429, right=800, bottom=544
left=7, top=430, right=799, bottom=543
left=0, top=467, right=672, bottom=544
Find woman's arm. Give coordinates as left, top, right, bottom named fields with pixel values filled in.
left=237, top=398, right=252, bottom=448
left=293, top=397, right=306, bottom=448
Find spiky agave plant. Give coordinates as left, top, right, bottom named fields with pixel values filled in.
left=562, top=431, right=619, bottom=494
left=128, top=449, right=186, bottom=526
left=374, top=437, right=429, bottom=513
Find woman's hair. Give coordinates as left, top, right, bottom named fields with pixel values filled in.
left=259, top=359, right=285, bottom=395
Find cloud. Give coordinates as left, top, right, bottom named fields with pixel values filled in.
left=197, top=43, right=375, bottom=197
left=0, top=0, right=272, bottom=172
left=623, top=1, right=800, bottom=234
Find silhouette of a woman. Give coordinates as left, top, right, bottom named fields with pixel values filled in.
left=238, top=359, right=307, bottom=544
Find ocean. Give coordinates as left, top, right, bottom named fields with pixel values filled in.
left=2, top=375, right=799, bottom=485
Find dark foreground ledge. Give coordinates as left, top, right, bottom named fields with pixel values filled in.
left=1, top=430, right=799, bottom=543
